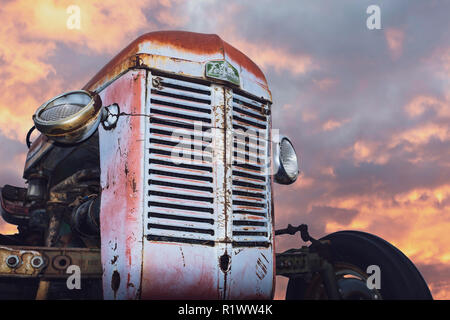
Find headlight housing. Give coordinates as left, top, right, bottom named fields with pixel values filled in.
left=33, top=90, right=102, bottom=145
left=273, top=136, right=299, bottom=185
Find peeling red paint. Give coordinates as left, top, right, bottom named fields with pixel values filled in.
left=98, top=70, right=146, bottom=299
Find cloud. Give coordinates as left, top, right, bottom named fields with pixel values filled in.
left=1, top=0, right=158, bottom=54
left=385, top=28, right=405, bottom=59
left=405, top=95, right=450, bottom=118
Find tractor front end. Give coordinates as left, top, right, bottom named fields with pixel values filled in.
left=0, top=31, right=431, bottom=300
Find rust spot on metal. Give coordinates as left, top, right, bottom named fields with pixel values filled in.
left=111, top=270, right=120, bottom=297
left=179, top=247, right=185, bottom=268
left=260, top=252, right=269, bottom=263
left=256, top=256, right=268, bottom=281
left=219, top=252, right=231, bottom=273
left=127, top=273, right=135, bottom=288
left=111, top=255, right=118, bottom=264
left=152, top=76, right=163, bottom=90
left=131, top=177, right=137, bottom=193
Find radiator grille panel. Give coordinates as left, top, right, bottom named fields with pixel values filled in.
left=231, top=92, right=271, bottom=246
left=145, top=75, right=215, bottom=245
left=145, top=74, right=271, bottom=247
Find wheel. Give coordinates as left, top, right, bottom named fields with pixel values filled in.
left=286, top=230, right=432, bottom=300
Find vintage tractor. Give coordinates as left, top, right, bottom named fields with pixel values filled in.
left=0, top=31, right=432, bottom=300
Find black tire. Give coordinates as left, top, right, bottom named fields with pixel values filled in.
left=286, top=230, right=432, bottom=300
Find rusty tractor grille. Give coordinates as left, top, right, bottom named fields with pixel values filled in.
left=145, top=74, right=216, bottom=246
left=231, top=92, right=271, bottom=247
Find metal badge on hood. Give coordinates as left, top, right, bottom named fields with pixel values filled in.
left=205, top=60, right=240, bottom=86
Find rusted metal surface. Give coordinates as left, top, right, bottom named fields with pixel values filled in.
left=97, top=70, right=146, bottom=299
left=0, top=246, right=43, bottom=276
left=0, top=246, right=101, bottom=278
left=44, top=207, right=63, bottom=248
left=82, top=31, right=271, bottom=102
left=47, top=169, right=99, bottom=204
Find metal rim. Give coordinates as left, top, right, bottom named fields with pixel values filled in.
left=273, top=135, right=299, bottom=185
left=305, top=262, right=382, bottom=300
left=33, top=90, right=102, bottom=135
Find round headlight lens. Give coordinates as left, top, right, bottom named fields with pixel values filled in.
left=274, top=136, right=299, bottom=185
left=39, top=95, right=90, bottom=122
left=33, top=90, right=102, bottom=145
left=280, top=138, right=298, bottom=180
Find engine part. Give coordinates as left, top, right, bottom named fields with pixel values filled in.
left=0, top=245, right=101, bottom=278
left=26, top=174, right=48, bottom=203
left=0, top=185, right=30, bottom=226
left=71, top=196, right=100, bottom=238
left=48, top=168, right=100, bottom=204
left=28, top=209, right=48, bottom=229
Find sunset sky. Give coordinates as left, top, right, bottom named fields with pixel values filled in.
left=0, top=0, right=449, bottom=299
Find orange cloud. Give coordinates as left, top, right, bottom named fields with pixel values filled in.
left=385, top=28, right=405, bottom=59
left=291, top=174, right=314, bottom=190
left=352, top=140, right=389, bottom=165
left=391, top=122, right=450, bottom=148
left=226, top=36, right=314, bottom=76
left=1, top=0, right=160, bottom=54
left=322, top=118, right=349, bottom=131
left=301, top=109, right=318, bottom=122
left=313, top=77, right=337, bottom=91
left=405, top=95, right=450, bottom=118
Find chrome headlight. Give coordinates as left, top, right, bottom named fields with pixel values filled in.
left=33, top=90, right=103, bottom=145
left=273, top=136, right=299, bottom=185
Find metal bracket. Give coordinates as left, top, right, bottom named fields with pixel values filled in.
left=0, top=245, right=101, bottom=279
left=275, top=223, right=341, bottom=299
left=275, top=246, right=321, bottom=276
left=101, top=104, right=120, bottom=130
